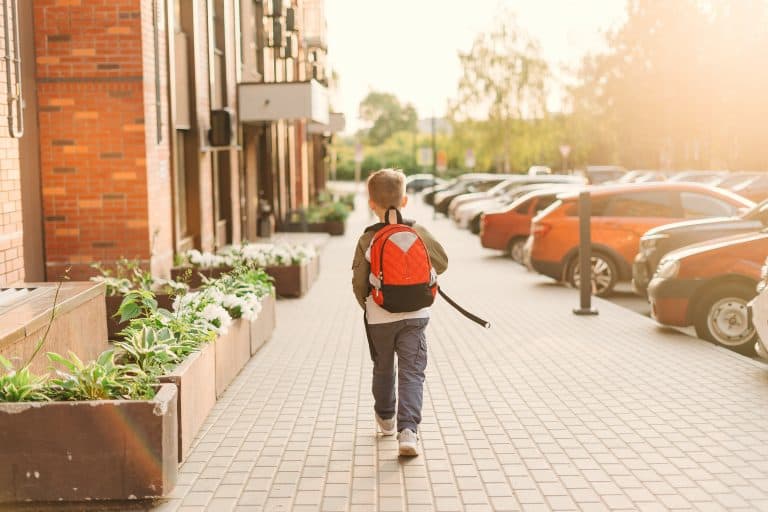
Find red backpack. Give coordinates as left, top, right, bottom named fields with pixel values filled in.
left=367, top=208, right=437, bottom=313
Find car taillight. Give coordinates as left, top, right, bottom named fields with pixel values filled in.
left=532, top=222, right=552, bottom=237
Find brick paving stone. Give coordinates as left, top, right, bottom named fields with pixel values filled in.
left=141, top=193, right=768, bottom=512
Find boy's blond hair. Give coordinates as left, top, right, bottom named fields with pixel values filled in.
left=367, top=169, right=406, bottom=209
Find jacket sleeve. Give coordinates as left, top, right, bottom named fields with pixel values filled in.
left=415, top=225, right=449, bottom=275
left=351, top=238, right=369, bottom=309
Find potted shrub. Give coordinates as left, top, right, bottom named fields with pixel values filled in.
left=174, top=243, right=318, bottom=297
left=319, top=201, right=351, bottom=236
left=91, top=259, right=187, bottom=341
left=0, top=349, right=178, bottom=502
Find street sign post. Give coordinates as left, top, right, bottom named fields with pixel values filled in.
left=559, top=144, right=571, bottom=172
left=417, top=147, right=433, bottom=168
left=354, top=144, right=363, bottom=184
left=436, top=150, right=448, bottom=173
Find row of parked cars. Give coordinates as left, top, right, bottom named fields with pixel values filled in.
left=413, top=169, right=768, bottom=358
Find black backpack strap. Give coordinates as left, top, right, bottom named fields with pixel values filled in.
left=438, top=286, right=491, bottom=329
left=363, top=312, right=377, bottom=361
left=364, top=218, right=414, bottom=233
left=384, top=206, right=404, bottom=225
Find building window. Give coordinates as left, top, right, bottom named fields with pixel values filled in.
left=153, top=0, right=163, bottom=143
left=174, top=131, right=188, bottom=237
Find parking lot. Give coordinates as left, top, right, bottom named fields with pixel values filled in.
left=424, top=170, right=768, bottom=360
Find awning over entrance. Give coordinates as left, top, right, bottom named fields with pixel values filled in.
left=238, top=80, right=329, bottom=125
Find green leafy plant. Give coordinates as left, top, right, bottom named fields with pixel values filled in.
left=117, top=289, right=159, bottom=324
left=114, top=326, right=187, bottom=377
left=46, top=350, right=155, bottom=401
left=322, top=202, right=351, bottom=222
left=118, top=289, right=216, bottom=357
left=0, top=355, right=49, bottom=402
left=305, top=202, right=351, bottom=223
left=91, top=259, right=188, bottom=297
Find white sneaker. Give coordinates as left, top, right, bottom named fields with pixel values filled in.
left=398, top=428, right=419, bottom=456
left=376, top=414, right=396, bottom=436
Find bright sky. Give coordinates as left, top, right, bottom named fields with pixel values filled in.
left=325, top=0, right=627, bottom=134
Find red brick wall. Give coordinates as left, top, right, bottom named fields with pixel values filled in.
left=0, top=7, right=24, bottom=286
left=34, top=0, right=173, bottom=280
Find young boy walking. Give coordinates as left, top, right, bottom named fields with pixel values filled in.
left=351, top=169, right=448, bottom=456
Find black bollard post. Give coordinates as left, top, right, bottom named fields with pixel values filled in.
left=573, top=191, right=599, bottom=316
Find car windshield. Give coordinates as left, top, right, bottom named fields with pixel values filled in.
left=718, top=174, right=758, bottom=188
left=669, top=172, right=723, bottom=184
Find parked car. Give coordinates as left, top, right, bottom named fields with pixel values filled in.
left=450, top=175, right=586, bottom=228
left=731, top=173, right=768, bottom=203
left=714, top=172, right=762, bottom=191
left=406, top=174, right=444, bottom=193
left=633, top=199, right=764, bottom=296
left=465, top=182, right=585, bottom=235
left=480, top=186, right=582, bottom=262
left=668, top=170, right=727, bottom=185
left=748, top=258, right=768, bottom=360
left=613, top=170, right=667, bottom=184
left=576, top=165, right=626, bottom=184
left=433, top=175, right=510, bottom=215
left=528, top=182, right=754, bottom=297
left=648, top=232, right=768, bottom=355
left=528, top=165, right=552, bottom=176
left=422, top=180, right=455, bottom=206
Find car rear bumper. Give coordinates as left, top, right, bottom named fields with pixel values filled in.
left=480, top=232, right=506, bottom=251
left=531, top=259, right=563, bottom=281
left=647, top=277, right=704, bottom=327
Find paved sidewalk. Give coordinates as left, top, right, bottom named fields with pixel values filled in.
left=157, top=193, right=768, bottom=512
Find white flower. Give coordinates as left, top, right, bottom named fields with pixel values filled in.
left=186, top=249, right=227, bottom=268
left=201, top=303, right=232, bottom=335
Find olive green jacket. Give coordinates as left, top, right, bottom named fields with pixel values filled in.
left=351, top=223, right=448, bottom=309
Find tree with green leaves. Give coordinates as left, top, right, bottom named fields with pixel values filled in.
left=449, top=14, right=549, bottom=173
left=358, top=92, right=418, bottom=146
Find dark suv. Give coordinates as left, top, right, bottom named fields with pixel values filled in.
left=633, top=199, right=765, bottom=296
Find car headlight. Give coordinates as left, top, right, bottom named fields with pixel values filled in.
left=761, top=261, right=768, bottom=282
left=655, top=258, right=680, bottom=280
left=639, top=234, right=668, bottom=256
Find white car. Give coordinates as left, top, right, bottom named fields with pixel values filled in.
left=748, top=257, right=768, bottom=360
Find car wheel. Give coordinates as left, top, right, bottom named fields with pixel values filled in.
left=694, top=284, right=756, bottom=355
left=507, top=238, right=527, bottom=263
left=470, top=214, right=482, bottom=234
left=567, top=252, right=618, bottom=297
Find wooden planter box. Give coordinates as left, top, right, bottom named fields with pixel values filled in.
left=171, top=254, right=319, bottom=298
left=281, top=220, right=345, bottom=236
left=265, top=262, right=309, bottom=298
left=215, top=318, right=251, bottom=397
left=250, top=293, right=276, bottom=355
left=0, top=384, right=178, bottom=503
left=323, top=220, right=346, bottom=236
left=1, top=282, right=110, bottom=375
left=105, top=293, right=174, bottom=341
left=159, top=343, right=217, bottom=462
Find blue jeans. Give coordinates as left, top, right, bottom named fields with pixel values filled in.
left=366, top=318, right=429, bottom=433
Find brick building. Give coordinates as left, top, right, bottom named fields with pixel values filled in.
left=2, top=0, right=340, bottom=286
left=0, top=0, right=24, bottom=285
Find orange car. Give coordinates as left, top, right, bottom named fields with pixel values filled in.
left=649, top=232, right=767, bottom=355
left=529, top=183, right=754, bottom=296
left=480, top=187, right=580, bottom=262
